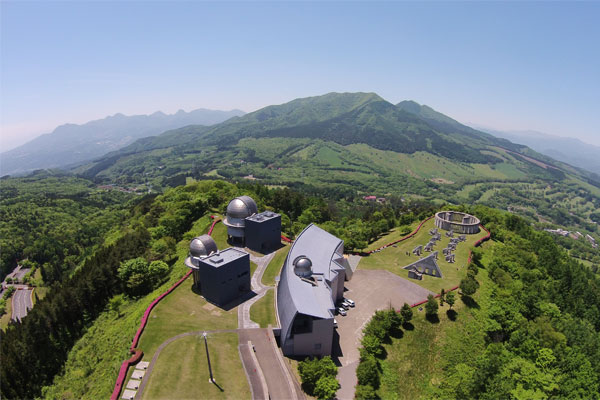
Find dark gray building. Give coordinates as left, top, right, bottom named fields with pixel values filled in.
left=276, top=224, right=352, bottom=357
left=223, top=195, right=282, bottom=253
left=245, top=211, right=282, bottom=253
left=185, top=237, right=250, bottom=306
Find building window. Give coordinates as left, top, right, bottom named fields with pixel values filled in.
left=314, top=343, right=321, bottom=350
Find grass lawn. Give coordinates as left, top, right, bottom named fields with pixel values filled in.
left=137, top=278, right=238, bottom=357
left=142, top=333, right=249, bottom=400
left=0, top=295, right=13, bottom=330
left=250, top=289, right=276, bottom=328
left=210, top=219, right=230, bottom=250
left=378, top=268, right=491, bottom=399
left=262, top=244, right=290, bottom=286
left=358, top=218, right=489, bottom=293
left=364, top=222, right=419, bottom=252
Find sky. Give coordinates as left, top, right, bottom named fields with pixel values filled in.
left=1, top=1, right=599, bottom=151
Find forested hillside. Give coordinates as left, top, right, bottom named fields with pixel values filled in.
left=73, top=93, right=600, bottom=238
left=1, top=177, right=599, bottom=399
left=0, top=171, right=134, bottom=282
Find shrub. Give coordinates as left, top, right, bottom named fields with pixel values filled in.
left=355, top=384, right=378, bottom=400
left=425, top=294, right=439, bottom=316
left=314, top=375, right=340, bottom=400
left=356, top=355, right=380, bottom=388
left=298, top=356, right=338, bottom=396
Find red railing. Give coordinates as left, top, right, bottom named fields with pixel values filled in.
left=281, top=234, right=293, bottom=243
left=110, top=217, right=222, bottom=400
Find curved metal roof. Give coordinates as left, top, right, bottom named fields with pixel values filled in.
left=226, top=195, right=258, bottom=220
left=277, top=224, right=346, bottom=344
left=189, top=235, right=218, bottom=257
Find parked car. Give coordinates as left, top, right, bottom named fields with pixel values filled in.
left=337, top=307, right=347, bottom=316
left=334, top=318, right=338, bottom=328
left=345, top=298, right=355, bottom=307
left=341, top=301, right=350, bottom=310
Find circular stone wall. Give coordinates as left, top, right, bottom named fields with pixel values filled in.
left=434, top=211, right=481, bottom=234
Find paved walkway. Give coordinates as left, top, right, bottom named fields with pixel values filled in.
left=237, top=250, right=276, bottom=329
left=239, top=328, right=301, bottom=400
left=335, top=269, right=434, bottom=400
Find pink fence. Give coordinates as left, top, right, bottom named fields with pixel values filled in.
left=281, top=234, right=293, bottom=243
left=110, top=218, right=222, bottom=400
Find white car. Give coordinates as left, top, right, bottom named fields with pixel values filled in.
left=341, top=301, right=350, bottom=310
left=334, top=318, right=338, bottom=328
left=345, top=298, right=355, bottom=307
left=337, top=307, right=347, bottom=316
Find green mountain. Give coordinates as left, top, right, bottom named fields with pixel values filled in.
left=1, top=108, right=245, bottom=176
left=75, top=92, right=600, bottom=230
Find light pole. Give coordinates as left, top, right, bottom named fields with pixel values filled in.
left=203, top=332, right=215, bottom=384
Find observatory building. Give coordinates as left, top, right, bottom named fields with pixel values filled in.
left=223, top=195, right=281, bottom=252
left=184, top=235, right=250, bottom=306
left=276, top=224, right=352, bottom=357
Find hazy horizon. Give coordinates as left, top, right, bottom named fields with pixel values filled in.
left=2, top=2, right=599, bottom=150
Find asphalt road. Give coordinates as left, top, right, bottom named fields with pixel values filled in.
left=11, top=289, right=32, bottom=321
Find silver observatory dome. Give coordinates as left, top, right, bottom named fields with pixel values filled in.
left=293, top=256, right=313, bottom=278
left=225, top=196, right=258, bottom=225
left=189, top=235, right=218, bottom=257
left=185, top=235, right=218, bottom=268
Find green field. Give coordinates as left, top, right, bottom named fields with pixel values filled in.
left=250, top=289, right=276, bottom=328
left=359, top=219, right=489, bottom=293
left=262, top=245, right=290, bottom=286
left=142, top=333, right=248, bottom=400
left=378, top=266, right=492, bottom=399
left=364, top=223, right=418, bottom=252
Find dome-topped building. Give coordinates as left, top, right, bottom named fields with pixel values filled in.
left=223, top=196, right=259, bottom=241
left=185, top=235, right=218, bottom=288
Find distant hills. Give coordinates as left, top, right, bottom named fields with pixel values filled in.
left=0, top=108, right=245, bottom=176
left=76, top=92, right=587, bottom=189
left=474, top=126, right=600, bottom=176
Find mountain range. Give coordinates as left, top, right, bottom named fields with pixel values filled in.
left=473, top=126, right=600, bottom=176
left=0, top=108, right=244, bottom=176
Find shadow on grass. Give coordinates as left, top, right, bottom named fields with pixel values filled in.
left=425, top=313, right=440, bottom=324
left=461, top=295, right=480, bottom=309
left=390, top=327, right=404, bottom=339
left=212, top=381, right=224, bottom=392
left=402, top=322, right=415, bottom=331
left=446, top=309, right=458, bottom=321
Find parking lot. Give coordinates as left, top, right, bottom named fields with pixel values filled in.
left=334, top=269, right=434, bottom=399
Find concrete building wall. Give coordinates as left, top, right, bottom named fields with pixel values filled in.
left=435, top=211, right=480, bottom=234
left=293, top=318, right=334, bottom=357
left=198, top=253, right=250, bottom=305
left=245, top=215, right=282, bottom=253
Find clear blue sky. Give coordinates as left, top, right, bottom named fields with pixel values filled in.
left=1, top=1, right=599, bottom=150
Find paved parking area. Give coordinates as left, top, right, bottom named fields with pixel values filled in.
left=334, top=269, right=433, bottom=399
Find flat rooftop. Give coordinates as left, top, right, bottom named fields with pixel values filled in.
left=201, top=247, right=248, bottom=268
left=246, top=210, right=280, bottom=222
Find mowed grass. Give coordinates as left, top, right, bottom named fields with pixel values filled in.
left=137, top=277, right=238, bottom=357
left=262, top=244, right=290, bottom=286
left=142, top=333, right=249, bottom=400
left=364, top=223, right=419, bottom=252
left=378, top=268, right=491, bottom=399
left=250, top=289, right=276, bottom=328
left=0, top=295, right=13, bottom=330
left=358, top=219, right=489, bottom=293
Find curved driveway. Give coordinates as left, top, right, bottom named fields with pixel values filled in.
left=11, top=289, right=32, bottom=321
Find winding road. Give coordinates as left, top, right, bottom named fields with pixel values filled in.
left=11, top=288, right=32, bottom=321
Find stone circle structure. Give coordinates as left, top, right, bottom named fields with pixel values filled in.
left=435, top=211, right=480, bottom=234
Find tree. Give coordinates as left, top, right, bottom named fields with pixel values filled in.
left=356, top=355, right=380, bottom=388
left=298, top=356, right=337, bottom=395
left=355, top=384, right=378, bottom=400
left=400, top=303, right=413, bottom=324
left=440, top=288, right=446, bottom=306
left=446, top=291, right=456, bottom=309
left=314, top=375, right=339, bottom=400
left=108, top=295, right=124, bottom=317
left=460, top=276, right=479, bottom=297
left=425, top=294, right=439, bottom=317
left=361, top=334, right=383, bottom=357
